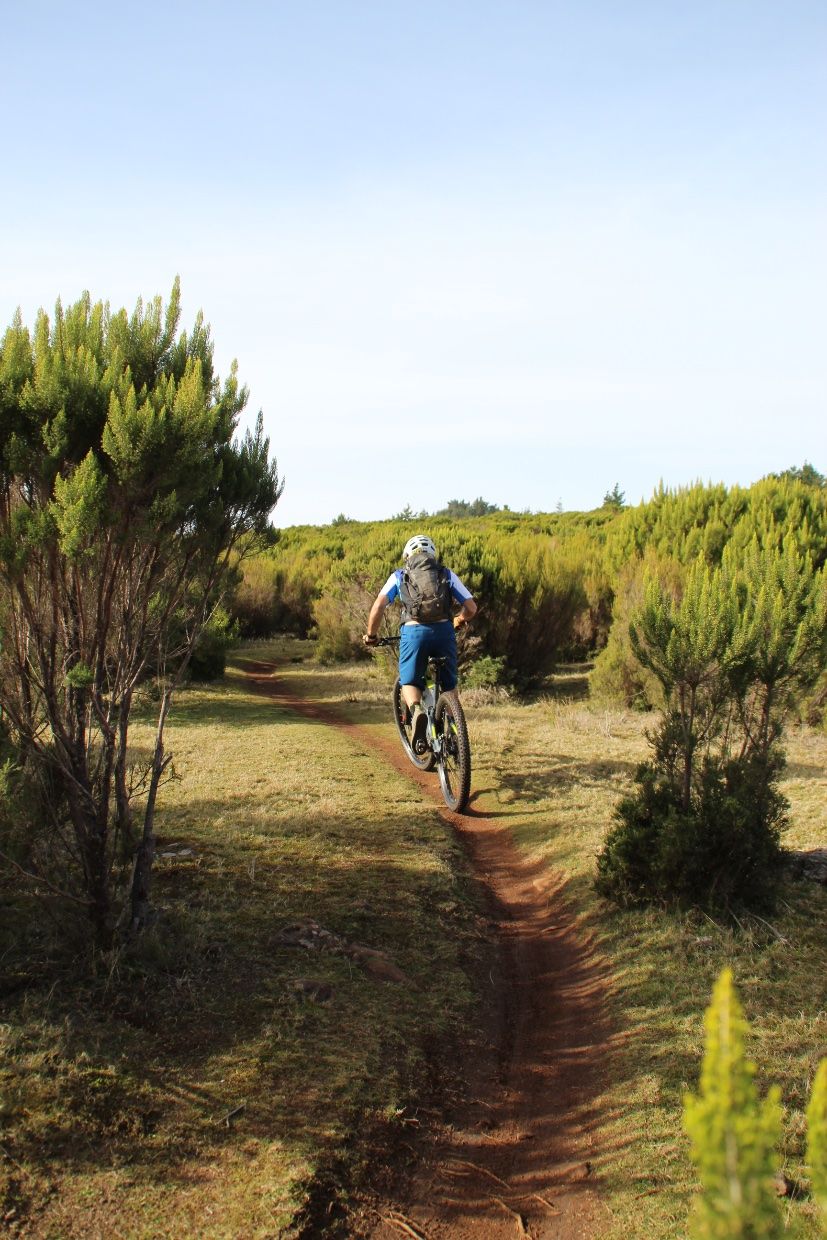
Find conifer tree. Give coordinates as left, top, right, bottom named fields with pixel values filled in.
left=683, top=969, right=783, bottom=1238
left=630, top=556, right=736, bottom=810
left=602, top=482, right=626, bottom=509
left=725, top=537, right=827, bottom=761
left=598, top=532, right=827, bottom=909
left=0, top=283, right=282, bottom=943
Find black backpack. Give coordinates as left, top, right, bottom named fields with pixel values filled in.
left=400, top=553, right=453, bottom=624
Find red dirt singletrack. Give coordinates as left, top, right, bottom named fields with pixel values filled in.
left=240, top=661, right=613, bottom=1239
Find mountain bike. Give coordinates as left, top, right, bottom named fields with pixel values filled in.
left=374, top=635, right=472, bottom=813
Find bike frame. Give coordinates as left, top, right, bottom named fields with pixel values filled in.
left=374, top=634, right=471, bottom=811
left=376, top=635, right=442, bottom=725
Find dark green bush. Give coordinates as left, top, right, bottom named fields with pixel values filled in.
left=232, top=555, right=318, bottom=636
left=462, top=654, right=508, bottom=689
left=595, top=754, right=786, bottom=914
left=0, top=755, right=29, bottom=861
left=188, top=609, right=239, bottom=681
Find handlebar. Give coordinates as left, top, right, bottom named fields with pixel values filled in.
left=367, top=625, right=466, bottom=648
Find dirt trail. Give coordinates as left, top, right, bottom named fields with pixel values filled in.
left=240, top=662, right=613, bottom=1239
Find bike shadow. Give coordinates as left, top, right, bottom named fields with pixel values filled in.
left=460, top=788, right=512, bottom=820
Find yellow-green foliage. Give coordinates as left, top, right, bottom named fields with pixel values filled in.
left=632, top=556, right=736, bottom=703
left=233, top=476, right=827, bottom=691
left=590, top=549, right=683, bottom=707
left=233, top=550, right=317, bottom=636
left=725, top=537, right=827, bottom=715
left=683, top=968, right=783, bottom=1238
left=608, top=478, right=827, bottom=574
left=808, top=1059, right=827, bottom=1221
left=239, top=510, right=618, bottom=683
left=0, top=285, right=281, bottom=942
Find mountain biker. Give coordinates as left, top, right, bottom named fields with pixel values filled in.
left=363, top=535, right=477, bottom=752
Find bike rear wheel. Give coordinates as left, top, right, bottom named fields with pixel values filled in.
left=435, top=691, right=471, bottom=811
left=393, top=680, right=436, bottom=771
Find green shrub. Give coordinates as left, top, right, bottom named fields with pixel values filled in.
left=683, top=968, right=783, bottom=1238
left=314, top=621, right=362, bottom=665
left=606, top=476, right=827, bottom=576
left=462, top=654, right=508, bottom=689
left=596, top=753, right=786, bottom=914
left=239, top=513, right=609, bottom=686
left=683, top=975, right=827, bottom=1239
left=312, top=585, right=373, bottom=665
left=590, top=551, right=682, bottom=708
left=232, top=553, right=317, bottom=636
left=231, top=554, right=282, bottom=635
left=590, top=633, right=658, bottom=710
left=808, top=1059, right=827, bottom=1223
left=188, top=609, right=239, bottom=681
left=597, top=542, right=824, bottom=913
left=473, top=536, right=586, bottom=687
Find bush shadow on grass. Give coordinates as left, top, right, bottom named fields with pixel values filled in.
left=541, top=671, right=592, bottom=702
left=782, top=760, right=827, bottom=781
left=495, top=751, right=637, bottom=810
left=2, top=795, right=486, bottom=1190
left=161, top=691, right=314, bottom=731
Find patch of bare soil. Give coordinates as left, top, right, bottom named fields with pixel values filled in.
left=240, top=661, right=613, bottom=1239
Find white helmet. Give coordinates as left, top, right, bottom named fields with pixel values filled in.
left=403, top=533, right=437, bottom=561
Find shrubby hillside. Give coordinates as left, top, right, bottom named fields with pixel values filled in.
left=232, top=473, right=827, bottom=700
left=234, top=506, right=617, bottom=686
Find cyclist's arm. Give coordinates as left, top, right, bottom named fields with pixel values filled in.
left=455, top=597, right=477, bottom=627
left=365, top=572, right=400, bottom=640
left=448, top=571, right=477, bottom=627
left=366, top=592, right=389, bottom=639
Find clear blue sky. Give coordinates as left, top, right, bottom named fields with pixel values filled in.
left=2, top=1, right=825, bottom=525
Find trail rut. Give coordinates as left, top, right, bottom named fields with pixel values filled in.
left=240, top=661, right=612, bottom=1239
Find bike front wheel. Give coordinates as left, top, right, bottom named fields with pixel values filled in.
left=393, top=680, right=435, bottom=772
left=435, top=691, right=471, bottom=812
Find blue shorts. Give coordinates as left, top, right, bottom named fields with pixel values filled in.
left=399, top=622, right=458, bottom=691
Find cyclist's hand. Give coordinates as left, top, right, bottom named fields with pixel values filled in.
left=363, top=633, right=379, bottom=647
left=453, top=615, right=467, bottom=630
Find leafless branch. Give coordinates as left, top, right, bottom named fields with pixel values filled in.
left=0, top=849, right=92, bottom=906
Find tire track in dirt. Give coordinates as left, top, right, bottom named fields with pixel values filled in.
left=240, top=661, right=613, bottom=1239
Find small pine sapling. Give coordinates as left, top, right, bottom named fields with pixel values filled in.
left=807, top=1059, right=827, bottom=1226
left=683, top=968, right=783, bottom=1238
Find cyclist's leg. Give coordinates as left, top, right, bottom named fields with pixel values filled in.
left=429, top=621, right=459, bottom=690
left=399, top=625, right=430, bottom=709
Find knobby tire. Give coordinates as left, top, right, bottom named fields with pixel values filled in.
left=435, top=690, right=471, bottom=812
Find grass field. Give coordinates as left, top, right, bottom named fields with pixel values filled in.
left=1, top=637, right=826, bottom=1237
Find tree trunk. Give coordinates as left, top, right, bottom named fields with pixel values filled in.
left=113, top=693, right=133, bottom=843
left=128, top=692, right=172, bottom=934
left=682, top=686, right=696, bottom=814
left=86, top=833, right=113, bottom=948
